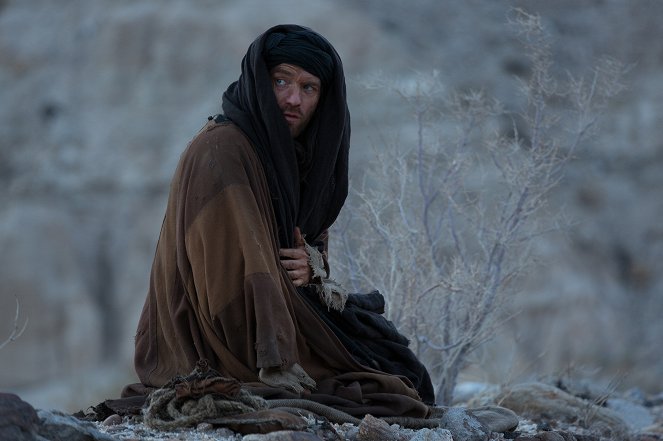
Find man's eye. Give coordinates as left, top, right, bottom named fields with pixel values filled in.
left=274, top=79, right=287, bottom=87
left=304, top=84, right=318, bottom=93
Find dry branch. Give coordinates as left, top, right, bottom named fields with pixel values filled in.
left=334, top=9, right=625, bottom=405
left=0, top=296, right=28, bottom=350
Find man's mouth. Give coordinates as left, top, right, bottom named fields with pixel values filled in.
left=284, top=112, right=300, bottom=123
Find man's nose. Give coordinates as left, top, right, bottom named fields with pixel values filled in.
left=285, top=87, right=302, bottom=106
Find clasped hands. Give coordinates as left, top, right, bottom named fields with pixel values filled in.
left=279, top=226, right=312, bottom=287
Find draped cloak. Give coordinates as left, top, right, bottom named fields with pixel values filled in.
left=133, top=121, right=430, bottom=417
left=131, top=25, right=431, bottom=417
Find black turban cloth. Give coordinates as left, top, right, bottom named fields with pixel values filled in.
left=264, top=30, right=334, bottom=87
left=222, top=24, right=350, bottom=248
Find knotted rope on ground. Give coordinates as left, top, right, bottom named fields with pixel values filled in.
left=143, top=360, right=268, bottom=430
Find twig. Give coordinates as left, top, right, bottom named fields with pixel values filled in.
left=0, top=296, right=29, bottom=350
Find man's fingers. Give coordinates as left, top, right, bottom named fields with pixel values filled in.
left=288, top=270, right=307, bottom=284
left=280, top=259, right=294, bottom=269
left=279, top=242, right=312, bottom=286
left=279, top=248, right=307, bottom=259
left=294, top=227, right=305, bottom=248
left=280, top=259, right=306, bottom=271
left=288, top=268, right=306, bottom=278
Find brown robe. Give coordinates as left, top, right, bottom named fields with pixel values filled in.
left=133, top=120, right=429, bottom=417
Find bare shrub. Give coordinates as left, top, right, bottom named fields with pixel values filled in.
left=333, top=9, right=626, bottom=404
left=0, top=295, right=28, bottom=350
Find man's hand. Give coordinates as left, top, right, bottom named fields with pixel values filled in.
left=279, top=227, right=312, bottom=287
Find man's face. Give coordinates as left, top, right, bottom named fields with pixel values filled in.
left=270, top=63, right=321, bottom=138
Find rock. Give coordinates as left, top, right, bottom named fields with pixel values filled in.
left=646, top=392, right=663, bottom=407
left=437, top=407, right=489, bottom=441
left=494, top=382, right=629, bottom=439
left=553, top=377, right=610, bottom=403
left=0, top=393, right=42, bottom=441
left=101, top=413, right=122, bottom=426
left=305, top=418, right=345, bottom=441
left=633, top=435, right=663, bottom=441
left=357, top=414, right=402, bottom=441
left=625, top=387, right=648, bottom=405
left=408, top=427, right=454, bottom=441
left=36, top=409, right=116, bottom=441
left=641, top=422, right=663, bottom=434
left=469, top=405, right=520, bottom=433
left=573, top=435, right=600, bottom=441
left=242, top=431, right=324, bottom=440
left=557, top=432, right=579, bottom=441
left=606, top=397, right=655, bottom=431
left=336, top=422, right=359, bottom=440
left=534, top=433, right=566, bottom=441
left=514, top=433, right=576, bottom=441
left=215, top=427, right=237, bottom=438
left=196, top=421, right=213, bottom=431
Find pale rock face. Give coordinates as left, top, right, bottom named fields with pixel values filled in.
left=0, top=204, right=100, bottom=386
left=1, top=0, right=662, bottom=412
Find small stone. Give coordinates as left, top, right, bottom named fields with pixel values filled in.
left=537, top=421, right=552, bottom=431
left=37, top=409, right=116, bottom=441
left=537, top=432, right=566, bottom=441
left=624, top=387, right=648, bottom=405
left=215, top=427, right=236, bottom=437
left=633, top=436, right=663, bottom=441
left=470, top=405, right=520, bottom=433
left=408, top=427, right=454, bottom=441
left=103, top=425, right=125, bottom=434
left=242, top=430, right=323, bottom=440
left=642, top=422, right=663, bottom=434
left=556, top=431, right=578, bottom=441
left=307, top=418, right=344, bottom=441
left=101, top=414, right=122, bottom=426
left=338, top=423, right=359, bottom=440
left=606, top=397, right=655, bottom=431
left=196, top=422, right=213, bottom=431
left=438, top=407, right=488, bottom=441
left=357, top=414, right=400, bottom=441
left=646, top=392, right=663, bottom=407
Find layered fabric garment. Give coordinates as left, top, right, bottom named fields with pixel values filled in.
left=132, top=121, right=430, bottom=417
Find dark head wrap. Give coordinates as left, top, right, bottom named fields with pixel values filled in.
left=221, top=24, right=350, bottom=248
left=264, top=30, right=334, bottom=87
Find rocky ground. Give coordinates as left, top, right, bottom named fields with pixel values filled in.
left=3, top=380, right=662, bottom=441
